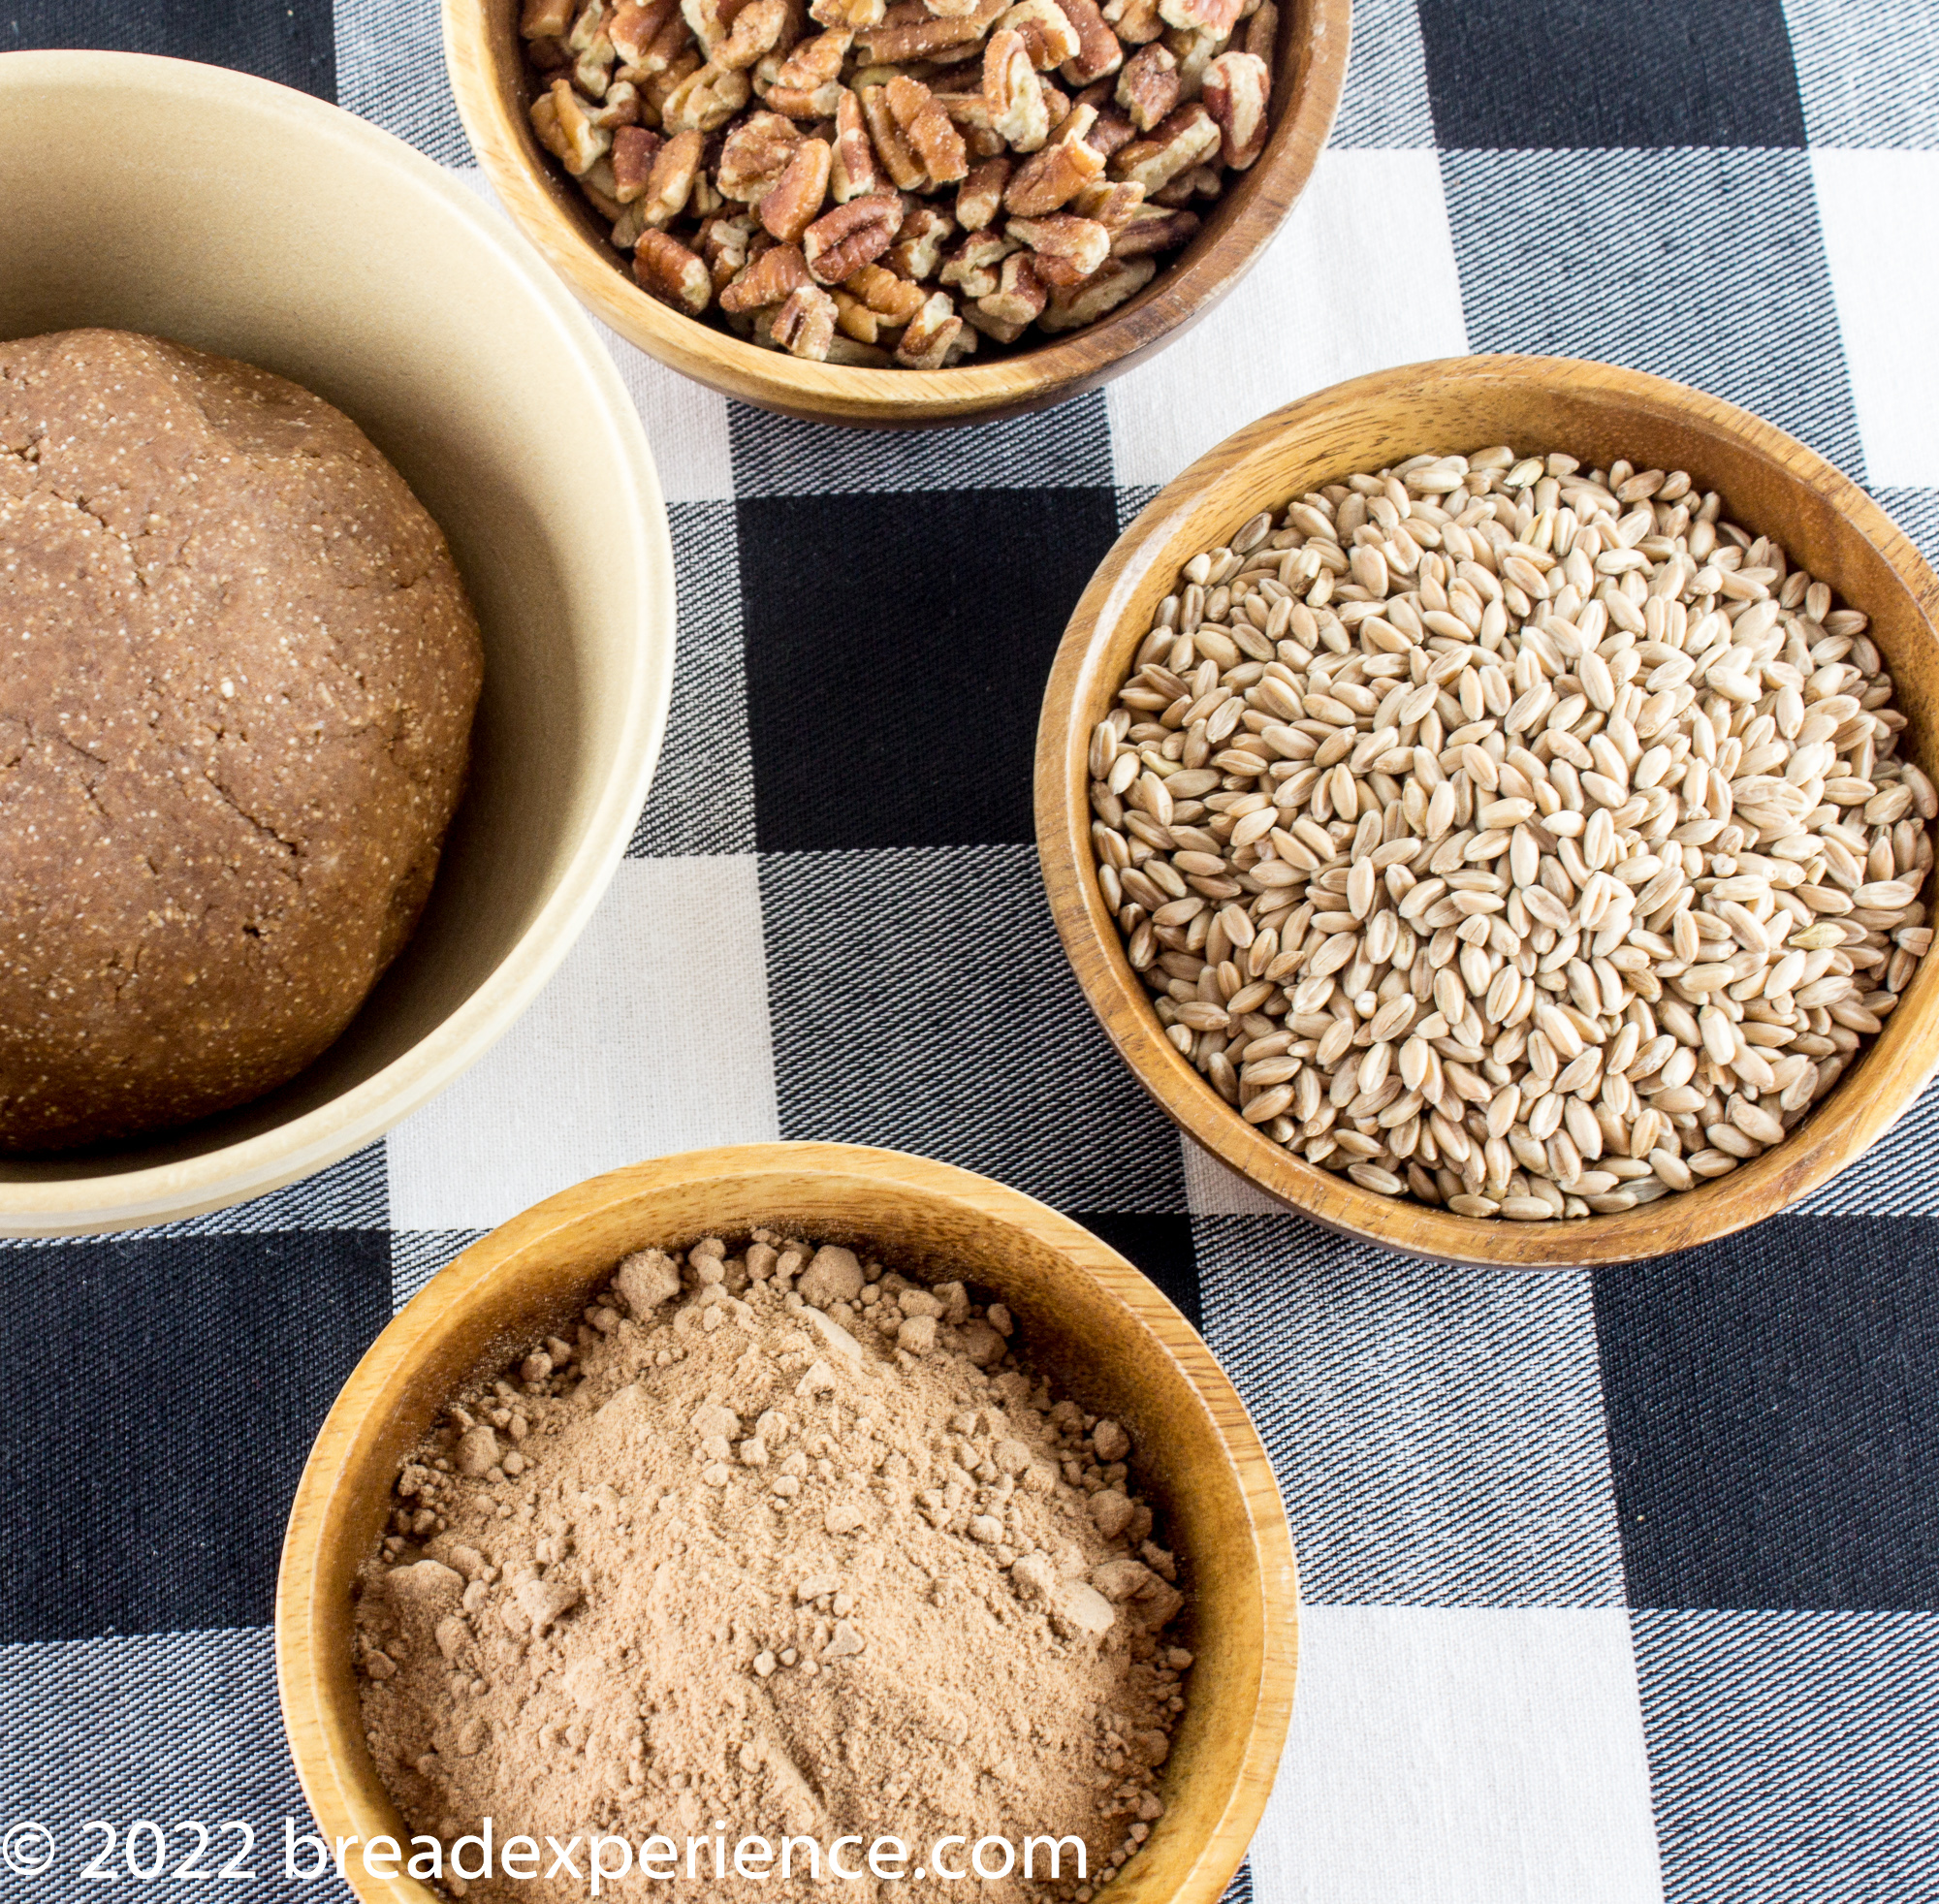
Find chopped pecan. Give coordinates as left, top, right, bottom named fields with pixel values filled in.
left=1107, top=98, right=1216, bottom=190
left=938, top=227, right=1019, bottom=297
left=1239, top=0, right=1275, bottom=61
left=611, top=123, right=664, bottom=198
left=533, top=79, right=612, bottom=175
left=1038, top=250, right=1153, bottom=328
left=679, top=0, right=729, bottom=51
left=634, top=228, right=714, bottom=311
left=887, top=75, right=970, bottom=183
left=830, top=87, right=888, bottom=197
left=1163, top=21, right=1224, bottom=97
left=718, top=238, right=812, bottom=308
left=760, top=135, right=833, bottom=237
left=624, top=9, right=699, bottom=77
left=1101, top=0, right=1165, bottom=41
left=659, top=59, right=751, bottom=130
left=771, top=281, right=840, bottom=357
left=831, top=287, right=880, bottom=340
left=1002, top=107, right=1104, bottom=210
left=763, top=27, right=850, bottom=114
left=801, top=190, right=903, bottom=280
left=854, top=0, right=1005, bottom=63
left=846, top=260, right=928, bottom=322
left=963, top=301, right=1031, bottom=342
left=956, top=153, right=1012, bottom=227
left=928, top=0, right=995, bottom=15
left=859, top=82, right=928, bottom=187
left=825, top=333, right=895, bottom=365
left=1041, top=77, right=1074, bottom=128
left=1115, top=40, right=1177, bottom=128
left=1084, top=103, right=1137, bottom=154
left=640, top=126, right=706, bottom=224
left=1150, top=159, right=1219, bottom=202
left=893, top=288, right=963, bottom=365
left=1108, top=199, right=1197, bottom=254
left=976, top=247, right=1048, bottom=325
left=715, top=0, right=793, bottom=65
left=569, top=0, right=616, bottom=52
left=997, top=0, right=1080, bottom=66
left=809, top=0, right=884, bottom=21
left=1201, top=48, right=1268, bottom=166
left=641, top=48, right=703, bottom=114
left=575, top=44, right=619, bottom=98
left=523, top=0, right=576, bottom=35
left=1052, top=0, right=1123, bottom=82
left=1156, top=0, right=1240, bottom=32
left=610, top=0, right=681, bottom=62
left=717, top=110, right=802, bottom=199
left=579, top=157, right=625, bottom=219
left=1006, top=208, right=1110, bottom=275
left=692, top=171, right=726, bottom=213
left=984, top=28, right=1050, bottom=149
left=584, top=78, right=641, bottom=125
left=1069, top=175, right=1145, bottom=227
left=698, top=209, right=762, bottom=286
left=890, top=204, right=957, bottom=278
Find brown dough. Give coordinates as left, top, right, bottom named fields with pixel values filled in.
left=0, top=329, right=483, bottom=1152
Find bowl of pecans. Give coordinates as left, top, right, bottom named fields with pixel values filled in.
left=442, top=0, right=1349, bottom=425
left=1036, top=356, right=1939, bottom=1267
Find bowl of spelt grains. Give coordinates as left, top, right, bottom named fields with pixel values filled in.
left=442, top=0, right=1349, bottom=426
left=1036, top=355, right=1939, bottom=1267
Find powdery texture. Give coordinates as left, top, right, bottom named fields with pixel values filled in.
left=356, top=1234, right=1193, bottom=1903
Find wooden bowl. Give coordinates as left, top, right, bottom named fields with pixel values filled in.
left=277, top=1142, right=1297, bottom=1904
left=0, top=52, right=675, bottom=1235
left=443, top=0, right=1350, bottom=428
left=1035, top=355, right=1939, bottom=1268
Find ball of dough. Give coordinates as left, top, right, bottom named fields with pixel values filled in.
left=0, top=329, right=483, bottom=1152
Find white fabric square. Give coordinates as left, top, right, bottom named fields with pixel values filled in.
left=1107, top=148, right=1468, bottom=490
left=1813, top=148, right=1939, bottom=488
left=1785, top=0, right=1939, bottom=148
left=1251, top=1606, right=1664, bottom=1904
left=386, top=855, right=779, bottom=1229
left=1181, top=1135, right=1286, bottom=1216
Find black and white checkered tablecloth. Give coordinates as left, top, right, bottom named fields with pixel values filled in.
left=5, top=0, right=1939, bottom=1897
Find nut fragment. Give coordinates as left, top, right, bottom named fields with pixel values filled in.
left=1116, top=41, right=1178, bottom=130
left=855, top=0, right=1005, bottom=62
left=977, top=247, right=1049, bottom=326
left=846, top=260, right=928, bottom=323
left=718, top=238, right=812, bottom=309
left=893, top=288, right=964, bottom=366
left=765, top=27, right=850, bottom=114
left=611, top=123, right=664, bottom=200
left=956, top=154, right=1013, bottom=228
left=830, top=86, right=888, bottom=198
left=890, top=204, right=958, bottom=279
left=717, top=110, right=803, bottom=200
left=1156, top=0, right=1241, bottom=32
left=939, top=227, right=1019, bottom=297
left=1108, top=200, right=1197, bottom=255
left=985, top=27, right=1052, bottom=149
left=771, top=281, right=840, bottom=357
left=533, top=78, right=612, bottom=175
left=660, top=59, right=752, bottom=131
left=859, top=81, right=929, bottom=188
left=715, top=0, right=796, bottom=66
left=760, top=135, right=834, bottom=238
left=1108, top=98, right=1217, bottom=191
left=801, top=191, right=903, bottom=281
left=999, top=0, right=1082, bottom=67
left=1053, top=0, right=1125, bottom=82
left=888, top=74, right=970, bottom=184
left=633, top=228, right=714, bottom=312
left=1006, top=209, right=1111, bottom=276
left=1201, top=49, right=1269, bottom=168
left=1002, top=109, right=1105, bottom=211
left=640, top=127, right=707, bottom=227
left=1039, top=250, right=1153, bottom=327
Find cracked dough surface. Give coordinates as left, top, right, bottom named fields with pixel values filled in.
left=0, top=329, right=483, bottom=1153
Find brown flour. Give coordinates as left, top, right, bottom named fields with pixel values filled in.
left=355, top=1233, right=1193, bottom=1903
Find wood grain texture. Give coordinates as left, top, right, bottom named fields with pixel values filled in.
left=442, top=0, right=1350, bottom=428
left=276, top=1142, right=1298, bottom=1904
left=1034, top=355, right=1939, bottom=1269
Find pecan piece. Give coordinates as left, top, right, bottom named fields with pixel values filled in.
left=830, top=87, right=888, bottom=197
left=1002, top=107, right=1104, bottom=211
left=1102, top=0, right=1165, bottom=42
left=698, top=209, right=762, bottom=287
left=1201, top=48, right=1269, bottom=167
left=925, top=0, right=993, bottom=16
left=760, top=135, right=833, bottom=238
left=810, top=0, right=884, bottom=21
left=1109, top=200, right=1198, bottom=255
left=1085, top=104, right=1137, bottom=154
left=659, top=59, right=750, bottom=130
left=579, top=157, right=626, bottom=220
left=997, top=0, right=1080, bottom=67
left=893, top=289, right=964, bottom=366
left=1164, top=21, right=1224, bottom=98
left=640, top=126, right=706, bottom=225
left=801, top=191, right=903, bottom=281
left=1006, top=209, right=1110, bottom=276
left=938, top=227, right=1019, bottom=297
left=611, top=123, right=664, bottom=199
left=1157, top=0, right=1241, bottom=32
left=584, top=78, right=641, bottom=126
left=858, top=82, right=928, bottom=188
left=976, top=247, right=1048, bottom=326
left=764, top=27, right=850, bottom=114
left=854, top=0, right=1005, bottom=63
left=634, top=229, right=714, bottom=312
left=890, top=204, right=957, bottom=278
left=523, top=0, right=575, bottom=35
left=1239, top=0, right=1275, bottom=61
left=846, top=260, right=928, bottom=322
left=984, top=28, right=1051, bottom=149
left=1052, top=0, right=1123, bottom=83
left=1108, top=99, right=1217, bottom=190
left=715, top=0, right=794, bottom=65
left=718, top=238, right=812, bottom=309
left=956, top=154, right=1012, bottom=228
left=717, top=110, right=802, bottom=199
left=831, top=288, right=877, bottom=341
left=532, top=79, right=612, bottom=175
left=639, top=46, right=702, bottom=113
left=1150, top=160, right=1219, bottom=203
left=1038, top=251, right=1153, bottom=329
left=623, top=8, right=699, bottom=76
left=963, top=301, right=1031, bottom=342
left=887, top=75, right=970, bottom=184
left=1070, top=175, right=1145, bottom=228
left=609, top=0, right=682, bottom=62
left=826, top=333, right=895, bottom=365
left=772, top=281, right=840, bottom=357
left=1115, top=41, right=1178, bottom=129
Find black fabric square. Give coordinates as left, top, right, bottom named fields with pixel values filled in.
left=1594, top=1218, right=1939, bottom=1611
left=3, top=0, right=336, bottom=99
left=740, top=486, right=1120, bottom=853
left=1415, top=0, right=1806, bottom=150
left=0, top=1231, right=389, bottom=1643
left=1073, top=1212, right=1202, bottom=1334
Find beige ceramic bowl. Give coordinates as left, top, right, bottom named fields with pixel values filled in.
left=0, top=51, right=676, bottom=1236
left=278, top=1142, right=1297, bottom=1904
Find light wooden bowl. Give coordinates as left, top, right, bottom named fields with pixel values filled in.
left=0, top=51, right=675, bottom=1236
left=444, top=0, right=1349, bottom=428
left=1036, top=355, right=1939, bottom=1268
left=278, top=1142, right=1297, bottom=1904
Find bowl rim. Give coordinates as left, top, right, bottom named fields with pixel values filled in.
left=0, top=48, right=676, bottom=1235
left=441, top=0, right=1351, bottom=428
left=274, top=1140, right=1301, bottom=1904
left=1035, top=351, right=1939, bottom=1268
